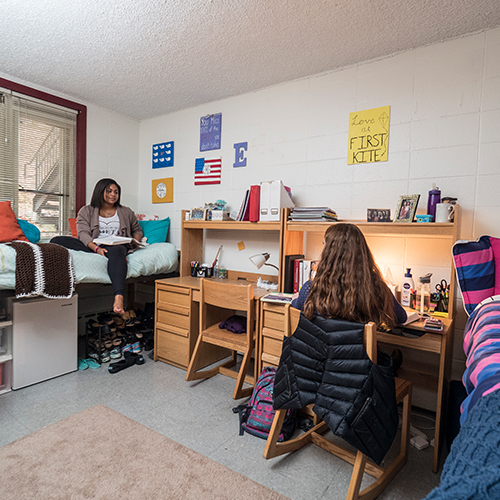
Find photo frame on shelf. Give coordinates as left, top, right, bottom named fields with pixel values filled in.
left=394, top=194, right=420, bottom=223
left=367, top=208, right=391, bottom=222
left=190, top=208, right=204, bottom=220
left=203, top=208, right=212, bottom=221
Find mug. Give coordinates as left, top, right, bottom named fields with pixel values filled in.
left=435, top=203, right=455, bottom=223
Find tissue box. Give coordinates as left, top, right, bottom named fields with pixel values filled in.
left=211, top=211, right=231, bottom=221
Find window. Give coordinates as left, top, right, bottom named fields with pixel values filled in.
left=0, top=78, right=86, bottom=239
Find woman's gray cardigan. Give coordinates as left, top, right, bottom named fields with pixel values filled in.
left=76, top=204, right=143, bottom=249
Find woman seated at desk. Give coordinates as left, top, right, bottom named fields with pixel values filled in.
left=291, top=223, right=407, bottom=327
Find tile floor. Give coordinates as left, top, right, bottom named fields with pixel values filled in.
left=0, top=356, right=443, bottom=499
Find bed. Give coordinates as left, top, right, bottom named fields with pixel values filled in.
left=0, top=241, right=179, bottom=290
left=424, top=236, right=500, bottom=499
left=0, top=202, right=178, bottom=295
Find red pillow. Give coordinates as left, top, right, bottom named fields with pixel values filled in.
left=0, top=201, right=28, bottom=242
left=68, top=218, right=78, bottom=237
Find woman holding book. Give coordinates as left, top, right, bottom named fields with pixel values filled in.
left=51, top=178, right=143, bottom=314
left=291, top=223, right=407, bottom=328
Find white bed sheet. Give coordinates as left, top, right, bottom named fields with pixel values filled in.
left=0, top=242, right=178, bottom=289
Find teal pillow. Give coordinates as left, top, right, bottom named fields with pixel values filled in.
left=138, top=217, right=170, bottom=244
left=17, top=219, right=41, bottom=243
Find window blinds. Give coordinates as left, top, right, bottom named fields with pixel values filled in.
left=0, top=90, right=77, bottom=237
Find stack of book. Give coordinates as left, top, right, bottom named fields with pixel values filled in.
left=289, top=207, right=338, bottom=221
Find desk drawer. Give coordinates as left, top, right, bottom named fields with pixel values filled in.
left=261, top=306, right=287, bottom=333
left=157, top=286, right=191, bottom=307
left=156, top=327, right=189, bottom=367
left=262, top=334, right=284, bottom=359
left=156, top=308, right=190, bottom=331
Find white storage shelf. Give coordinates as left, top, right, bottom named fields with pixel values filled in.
left=0, top=319, right=13, bottom=394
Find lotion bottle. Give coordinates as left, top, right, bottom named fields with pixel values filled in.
left=401, top=268, right=414, bottom=307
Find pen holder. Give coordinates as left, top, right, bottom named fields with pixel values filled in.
left=191, top=262, right=200, bottom=277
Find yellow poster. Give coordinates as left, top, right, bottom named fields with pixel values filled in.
left=348, top=106, right=390, bottom=164
left=152, top=177, right=173, bottom=203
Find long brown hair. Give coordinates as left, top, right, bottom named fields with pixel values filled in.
left=303, top=223, right=396, bottom=329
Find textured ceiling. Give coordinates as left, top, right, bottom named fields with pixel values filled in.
left=1, top=0, right=499, bottom=120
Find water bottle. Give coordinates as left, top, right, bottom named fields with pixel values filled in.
left=427, top=184, right=441, bottom=221
left=417, top=273, right=432, bottom=314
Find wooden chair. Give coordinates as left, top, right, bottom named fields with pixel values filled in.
left=264, top=307, right=412, bottom=500
left=185, top=278, right=256, bottom=399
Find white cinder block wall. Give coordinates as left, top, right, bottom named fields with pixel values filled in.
left=137, top=27, right=500, bottom=387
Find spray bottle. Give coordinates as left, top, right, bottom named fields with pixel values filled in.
left=401, top=268, right=414, bottom=307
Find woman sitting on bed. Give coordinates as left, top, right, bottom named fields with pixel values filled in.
left=51, top=178, right=143, bottom=315
left=292, top=223, right=407, bottom=328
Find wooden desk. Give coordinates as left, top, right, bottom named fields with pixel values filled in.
left=258, top=301, right=451, bottom=473
left=154, top=276, right=268, bottom=371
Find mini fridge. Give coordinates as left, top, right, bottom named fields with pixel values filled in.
left=12, top=295, right=78, bottom=390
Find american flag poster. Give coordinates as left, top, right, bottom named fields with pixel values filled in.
left=194, top=158, right=221, bottom=185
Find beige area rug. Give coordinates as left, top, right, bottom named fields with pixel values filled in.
left=0, top=404, right=289, bottom=500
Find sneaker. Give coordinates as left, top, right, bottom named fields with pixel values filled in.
left=101, top=350, right=111, bottom=363
left=122, top=343, right=133, bottom=354
left=131, top=341, right=142, bottom=354
left=110, top=347, right=122, bottom=359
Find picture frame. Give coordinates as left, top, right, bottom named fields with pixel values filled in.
left=367, top=208, right=391, bottom=222
left=203, top=208, right=212, bottom=221
left=190, top=208, right=205, bottom=220
left=394, top=194, right=420, bottom=223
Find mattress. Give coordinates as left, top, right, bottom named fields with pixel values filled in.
left=0, top=242, right=178, bottom=289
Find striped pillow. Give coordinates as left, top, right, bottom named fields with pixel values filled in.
left=453, top=236, right=495, bottom=315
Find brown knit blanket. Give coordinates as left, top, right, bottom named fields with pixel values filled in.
left=8, top=241, right=75, bottom=299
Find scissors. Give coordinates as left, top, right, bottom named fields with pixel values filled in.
left=435, top=279, right=448, bottom=296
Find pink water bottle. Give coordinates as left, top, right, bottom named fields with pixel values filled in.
left=427, top=184, right=441, bottom=221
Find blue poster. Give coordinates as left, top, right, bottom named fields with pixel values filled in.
left=200, top=113, right=222, bottom=151
left=152, top=141, right=174, bottom=168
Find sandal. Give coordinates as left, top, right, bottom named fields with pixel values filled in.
left=97, top=313, right=115, bottom=325
left=78, top=358, right=88, bottom=370
left=101, top=350, right=111, bottom=363
left=124, top=350, right=145, bottom=365
left=108, top=354, right=136, bottom=373
left=87, top=320, right=110, bottom=335
left=84, top=358, right=101, bottom=369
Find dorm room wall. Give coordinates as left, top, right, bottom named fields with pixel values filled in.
left=136, top=26, right=500, bottom=392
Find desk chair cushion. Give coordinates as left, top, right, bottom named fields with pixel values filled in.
left=273, top=314, right=398, bottom=465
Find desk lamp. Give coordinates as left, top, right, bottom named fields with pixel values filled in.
left=249, top=253, right=279, bottom=271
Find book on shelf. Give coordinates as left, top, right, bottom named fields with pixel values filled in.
left=284, top=254, right=304, bottom=293
left=248, top=184, right=261, bottom=222
left=289, top=207, right=338, bottom=221
left=293, top=258, right=302, bottom=293
left=261, top=292, right=296, bottom=304
left=292, top=259, right=319, bottom=292
left=236, top=190, right=250, bottom=221
left=93, top=235, right=146, bottom=248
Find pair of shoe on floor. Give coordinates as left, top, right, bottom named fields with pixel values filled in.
left=108, top=351, right=145, bottom=374
left=78, top=358, right=100, bottom=370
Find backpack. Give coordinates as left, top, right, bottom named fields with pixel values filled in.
left=233, top=366, right=297, bottom=442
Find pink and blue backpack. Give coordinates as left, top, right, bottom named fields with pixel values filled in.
left=234, top=366, right=297, bottom=442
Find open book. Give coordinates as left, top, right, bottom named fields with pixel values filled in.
left=93, top=235, right=146, bottom=248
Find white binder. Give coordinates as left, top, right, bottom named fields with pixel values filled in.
left=259, top=180, right=294, bottom=221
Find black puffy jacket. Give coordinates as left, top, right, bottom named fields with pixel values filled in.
left=273, top=313, right=398, bottom=465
